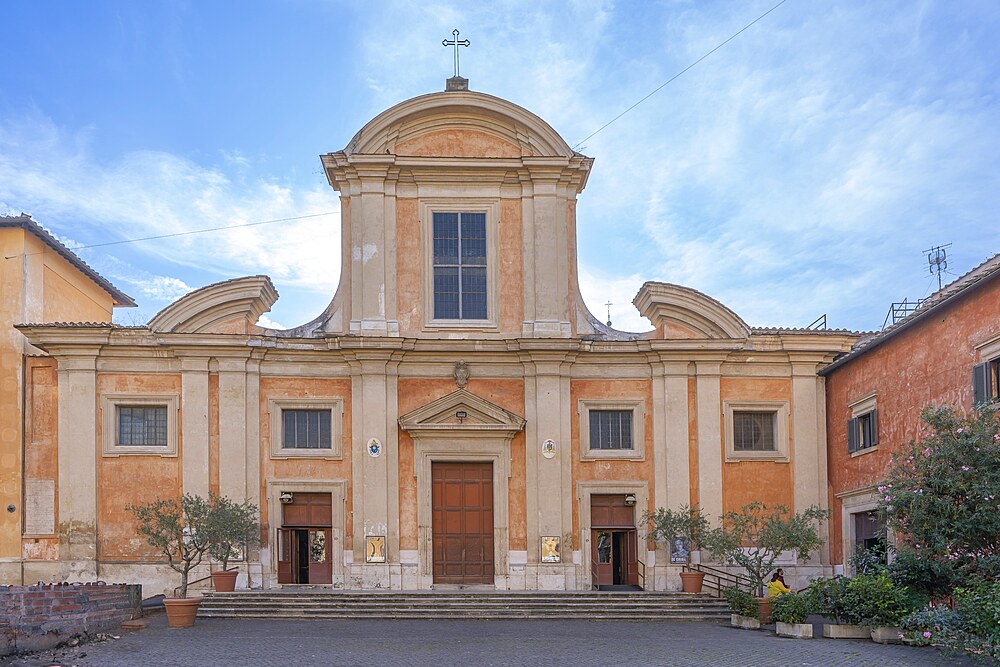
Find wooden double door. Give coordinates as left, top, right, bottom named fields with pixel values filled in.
left=432, top=462, right=494, bottom=584
left=591, top=494, right=639, bottom=588
left=277, top=492, right=332, bottom=585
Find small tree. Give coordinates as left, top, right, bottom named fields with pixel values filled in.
left=877, top=404, right=1000, bottom=587
left=207, top=495, right=260, bottom=573
left=703, top=501, right=830, bottom=597
left=127, top=494, right=213, bottom=599
left=646, top=504, right=710, bottom=562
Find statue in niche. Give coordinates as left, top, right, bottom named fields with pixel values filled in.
left=454, top=360, right=470, bottom=389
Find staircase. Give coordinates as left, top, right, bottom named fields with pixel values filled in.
left=198, top=590, right=730, bottom=621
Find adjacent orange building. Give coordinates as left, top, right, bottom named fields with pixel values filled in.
left=0, top=215, right=135, bottom=582
left=822, top=254, right=1000, bottom=572
left=5, top=81, right=857, bottom=595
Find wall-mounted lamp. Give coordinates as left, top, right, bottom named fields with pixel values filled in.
left=456, top=410, right=468, bottom=422
left=624, top=494, right=637, bottom=507
left=279, top=492, right=294, bottom=504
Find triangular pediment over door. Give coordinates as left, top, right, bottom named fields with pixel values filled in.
left=398, top=389, right=526, bottom=439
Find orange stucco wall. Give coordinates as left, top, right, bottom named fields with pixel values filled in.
left=22, top=359, right=59, bottom=560
left=396, top=378, right=526, bottom=551
left=825, top=274, right=1000, bottom=564
left=395, top=129, right=524, bottom=158
left=499, top=199, right=524, bottom=333
left=396, top=198, right=421, bottom=333
left=570, top=379, right=654, bottom=549
left=2, top=227, right=116, bottom=560
left=258, top=377, right=354, bottom=550
left=720, top=377, right=794, bottom=515
left=96, top=374, right=183, bottom=561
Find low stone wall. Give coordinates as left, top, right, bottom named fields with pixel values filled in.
left=1, top=582, right=142, bottom=656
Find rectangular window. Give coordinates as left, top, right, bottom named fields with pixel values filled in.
left=848, top=409, right=879, bottom=453
left=117, top=406, right=168, bottom=447
left=732, top=411, right=776, bottom=451
left=973, top=357, right=1000, bottom=405
left=433, top=211, right=487, bottom=320
left=282, top=409, right=332, bottom=449
left=589, top=410, right=633, bottom=450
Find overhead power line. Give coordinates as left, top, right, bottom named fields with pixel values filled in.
left=5, top=211, right=338, bottom=260
left=572, top=0, right=790, bottom=150
left=68, top=211, right=338, bottom=251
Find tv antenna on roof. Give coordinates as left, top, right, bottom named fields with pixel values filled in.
left=925, top=243, right=952, bottom=291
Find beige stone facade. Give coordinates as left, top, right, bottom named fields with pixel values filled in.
left=6, top=88, right=858, bottom=595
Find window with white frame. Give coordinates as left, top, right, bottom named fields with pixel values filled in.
left=269, top=398, right=344, bottom=459
left=723, top=400, right=789, bottom=462
left=101, top=394, right=179, bottom=457
left=432, top=211, right=487, bottom=320
left=578, top=400, right=645, bottom=460
left=847, top=393, right=878, bottom=455
left=421, top=200, right=499, bottom=329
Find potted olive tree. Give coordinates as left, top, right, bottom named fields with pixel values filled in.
left=207, top=495, right=260, bottom=592
left=127, top=494, right=213, bottom=628
left=703, top=501, right=830, bottom=623
left=647, top=505, right=710, bottom=592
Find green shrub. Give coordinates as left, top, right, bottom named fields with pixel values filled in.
left=844, top=573, right=918, bottom=628
left=806, top=576, right=861, bottom=624
left=888, top=550, right=959, bottom=599
left=900, top=607, right=967, bottom=646
left=771, top=591, right=811, bottom=625
left=954, top=580, right=1000, bottom=643
left=723, top=586, right=758, bottom=618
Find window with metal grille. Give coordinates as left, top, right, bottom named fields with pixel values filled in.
left=117, top=406, right=168, bottom=446
left=589, top=410, right=633, bottom=450
left=282, top=410, right=332, bottom=449
left=732, top=411, right=776, bottom=451
left=433, top=211, right=487, bottom=320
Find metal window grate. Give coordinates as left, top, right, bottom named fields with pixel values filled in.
left=732, top=411, right=776, bottom=451
left=589, top=410, right=633, bottom=450
left=118, top=406, right=168, bottom=446
left=282, top=410, right=332, bottom=449
left=433, top=212, right=487, bottom=319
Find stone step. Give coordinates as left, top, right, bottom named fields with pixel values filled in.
left=197, top=591, right=729, bottom=621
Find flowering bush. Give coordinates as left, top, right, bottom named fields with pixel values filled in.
left=877, top=404, right=1000, bottom=589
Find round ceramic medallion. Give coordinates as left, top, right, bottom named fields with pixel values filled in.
left=367, top=437, right=382, bottom=457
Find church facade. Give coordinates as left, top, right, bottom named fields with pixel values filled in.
left=9, top=82, right=857, bottom=594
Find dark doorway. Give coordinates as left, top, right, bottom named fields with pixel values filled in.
left=277, top=492, right=332, bottom=584
left=432, top=462, right=494, bottom=584
left=591, top=494, right=639, bottom=590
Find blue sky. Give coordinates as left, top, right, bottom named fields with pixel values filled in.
left=2, top=0, right=998, bottom=332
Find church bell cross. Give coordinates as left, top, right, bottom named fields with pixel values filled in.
left=442, top=29, right=470, bottom=78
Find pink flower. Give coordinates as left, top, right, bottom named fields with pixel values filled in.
left=957, top=428, right=964, bottom=434
left=885, top=495, right=892, bottom=502
left=923, top=631, right=932, bottom=639
left=962, top=466, right=971, bottom=471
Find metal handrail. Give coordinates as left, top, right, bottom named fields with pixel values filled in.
left=637, top=559, right=646, bottom=590
left=172, top=566, right=239, bottom=597
left=683, top=563, right=753, bottom=597
left=591, top=562, right=599, bottom=590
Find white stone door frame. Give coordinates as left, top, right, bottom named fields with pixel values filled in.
left=264, top=479, right=348, bottom=588
left=576, top=480, right=649, bottom=590
left=412, top=439, right=511, bottom=589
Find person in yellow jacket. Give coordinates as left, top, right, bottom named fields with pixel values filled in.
left=767, top=569, right=792, bottom=597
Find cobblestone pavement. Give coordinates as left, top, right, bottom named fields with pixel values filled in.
left=1, top=615, right=976, bottom=667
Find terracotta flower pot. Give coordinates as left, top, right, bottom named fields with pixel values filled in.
left=679, top=571, right=706, bottom=593
left=211, top=570, right=239, bottom=592
left=756, top=598, right=773, bottom=624
left=163, top=597, right=203, bottom=628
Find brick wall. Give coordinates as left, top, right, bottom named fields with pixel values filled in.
left=0, top=583, right=141, bottom=656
